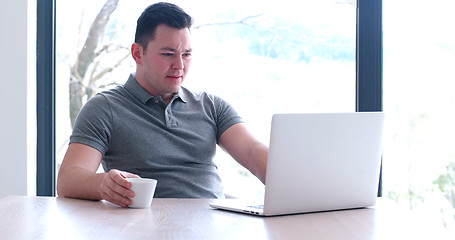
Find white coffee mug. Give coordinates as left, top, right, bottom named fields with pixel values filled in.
left=126, top=178, right=158, bottom=208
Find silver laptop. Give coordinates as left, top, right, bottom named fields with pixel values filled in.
left=210, top=112, right=384, bottom=216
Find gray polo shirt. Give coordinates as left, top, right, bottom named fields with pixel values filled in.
left=70, top=74, right=243, bottom=198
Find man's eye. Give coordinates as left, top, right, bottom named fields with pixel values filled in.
left=162, top=53, right=173, bottom=56
left=183, top=53, right=192, bottom=57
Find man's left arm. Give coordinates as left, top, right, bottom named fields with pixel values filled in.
left=218, top=123, right=268, bottom=184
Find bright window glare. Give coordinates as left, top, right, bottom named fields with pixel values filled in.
left=383, top=0, right=455, bottom=235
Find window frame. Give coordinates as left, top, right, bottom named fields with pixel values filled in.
left=356, top=0, right=383, bottom=196
left=37, top=0, right=56, bottom=196
left=36, top=0, right=383, bottom=196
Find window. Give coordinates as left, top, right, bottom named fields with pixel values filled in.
left=383, top=0, right=455, bottom=234
left=53, top=0, right=357, bottom=199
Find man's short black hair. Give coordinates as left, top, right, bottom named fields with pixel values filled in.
left=135, top=2, right=193, bottom=50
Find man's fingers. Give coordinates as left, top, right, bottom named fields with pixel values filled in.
left=101, top=180, right=132, bottom=207
left=108, top=170, right=130, bottom=188
left=107, top=177, right=135, bottom=198
left=99, top=169, right=137, bottom=207
left=100, top=187, right=131, bottom=208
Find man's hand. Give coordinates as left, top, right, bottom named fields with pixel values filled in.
left=99, top=170, right=140, bottom=208
left=57, top=143, right=142, bottom=208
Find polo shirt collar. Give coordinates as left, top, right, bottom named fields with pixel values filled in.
left=124, top=73, right=187, bottom=105
left=176, top=87, right=188, bottom=103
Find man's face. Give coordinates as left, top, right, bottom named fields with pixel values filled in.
left=134, top=24, right=192, bottom=99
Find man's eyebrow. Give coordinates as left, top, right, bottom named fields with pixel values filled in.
left=160, top=47, right=192, bottom=52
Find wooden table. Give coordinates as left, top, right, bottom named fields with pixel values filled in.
left=0, top=196, right=441, bottom=240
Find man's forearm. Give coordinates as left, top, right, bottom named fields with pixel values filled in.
left=57, top=166, right=105, bottom=200
left=250, top=142, right=268, bottom=184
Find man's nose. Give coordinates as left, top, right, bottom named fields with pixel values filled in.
left=172, top=56, right=184, bottom=70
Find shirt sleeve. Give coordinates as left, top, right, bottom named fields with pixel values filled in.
left=69, top=93, right=113, bottom=155
left=213, top=95, right=244, bottom=142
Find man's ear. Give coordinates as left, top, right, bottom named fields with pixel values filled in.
left=131, top=43, right=143, bottom=64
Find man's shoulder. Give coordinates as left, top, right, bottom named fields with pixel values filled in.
left=78, top=86, right=132, bottom=117
left=180, top=87, right=221, bottom=102
left=91, top=84, right=129, bottom=101
left=91, top=74, right=135, bottom=102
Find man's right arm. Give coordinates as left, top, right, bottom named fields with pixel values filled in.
left=57, top=143, right=138, bottom=207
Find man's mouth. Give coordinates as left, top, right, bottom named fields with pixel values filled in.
left=166, top=75, right=183, bottom=83
left=167, top=75, right=181, bottom=79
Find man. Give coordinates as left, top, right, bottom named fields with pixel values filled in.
left=57, top=2, right=267, bottom=208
